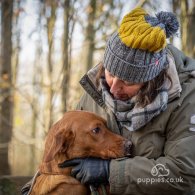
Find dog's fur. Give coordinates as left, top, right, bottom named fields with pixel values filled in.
left=30, top=111, right=132, bottom=195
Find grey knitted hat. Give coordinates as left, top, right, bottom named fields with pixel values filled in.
left=103, top=7, right=179, bottom=83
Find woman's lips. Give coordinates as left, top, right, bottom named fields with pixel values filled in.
left=113, top=94, right=129, bottom=100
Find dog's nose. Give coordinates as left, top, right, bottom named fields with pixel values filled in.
left=124, top=140, right=132, bottom=157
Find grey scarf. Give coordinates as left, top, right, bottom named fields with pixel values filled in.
left=100, top=78, right=168, bottom=131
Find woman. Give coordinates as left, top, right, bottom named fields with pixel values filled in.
left=61, top=7, right=195, bottom=195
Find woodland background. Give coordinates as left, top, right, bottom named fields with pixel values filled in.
left=0, top=0, right=195, bottom=177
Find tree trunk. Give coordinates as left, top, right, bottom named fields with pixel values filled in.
left=186, top=4, right=195, bottom=57
left=30, top=1, right=44, bottom=172
left=181, top=0, right=188, bottom=53
left=12, top=0, right=21, bottom=84
left=45, top=0, right=57, bottom=128
left=0, top=0, right=13, bottom=175
left=85, top=0, right=96, bottom=72
left=171, top=0, right=180, bottom=44
left=61, top=0, right=70, bottom=112
left=180, top=0, right=195, bottom=57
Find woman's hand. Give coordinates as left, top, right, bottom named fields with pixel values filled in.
left=59, top=157, right=110, bottom=185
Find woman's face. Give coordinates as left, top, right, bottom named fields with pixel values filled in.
left=105, top=69, right=143, bottom=101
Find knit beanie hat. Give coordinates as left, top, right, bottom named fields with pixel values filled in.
left=103, top=7, right=179, bottom=83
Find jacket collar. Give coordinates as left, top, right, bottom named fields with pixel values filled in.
left=79, top=64, right=105, bottom=108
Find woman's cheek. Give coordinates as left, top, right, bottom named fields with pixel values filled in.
left=106, top=78, right=112, bottom=87
left=125, top=86, right=140, bottom=97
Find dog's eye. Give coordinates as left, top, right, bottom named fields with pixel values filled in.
left=92, top=127, right=100, bottom=134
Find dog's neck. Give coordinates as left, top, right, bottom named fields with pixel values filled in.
left=39, top=154, right=71, bottom=175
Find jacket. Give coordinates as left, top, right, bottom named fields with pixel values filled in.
left=76, top=45, right=195, bottom=195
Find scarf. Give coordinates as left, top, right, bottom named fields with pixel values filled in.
left=100, top=78, right=169, bottom=131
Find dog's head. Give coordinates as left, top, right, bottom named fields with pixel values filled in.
left=42, top=111, right=132, bottom=165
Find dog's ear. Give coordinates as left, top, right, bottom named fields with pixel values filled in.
left=43, top=126, right=74, bottom=162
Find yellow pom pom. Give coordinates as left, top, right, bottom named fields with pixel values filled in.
left=118, top=7, right=166, bottom=52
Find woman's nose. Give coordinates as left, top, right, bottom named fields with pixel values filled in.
left=110, top=78, right=122, bottom=93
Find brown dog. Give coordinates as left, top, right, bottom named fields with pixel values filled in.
left=29, top=111, right=132, bottom=195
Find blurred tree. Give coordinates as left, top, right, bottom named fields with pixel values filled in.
left=45, top=0, right=57, bottom=128
left=173, top=0, right=195, bottom=57
left=0, top=0, right=14, bottom=175
left=82, top=0, right=125, bottom=72
left=85, top=0, right=97, bottom=72
left=12, top=0, right=22, bottom=84
left=181, top=0, right=188, bottom=54
left=61, top=0, right=71, bottom=112
left=181, top=0, right=195, bottom=57
left=30, top=0, right=45, bottom=172
left=184, top=0, right=195, bottom=57
left=61, top=0, right=70, bottom=112
left=61, top=0, right=79, bottom=112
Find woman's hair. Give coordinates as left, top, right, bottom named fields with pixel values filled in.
left=96, top=63, right=172, bottom=107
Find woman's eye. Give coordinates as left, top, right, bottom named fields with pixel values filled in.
left=92, top=127, right=100, bottom=134
left=124, top=81, right=133, bottom=86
